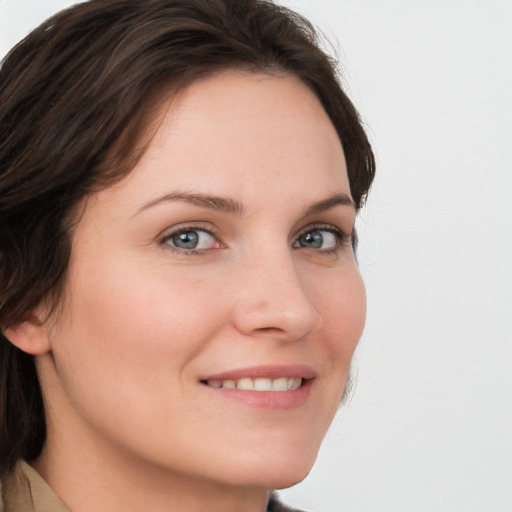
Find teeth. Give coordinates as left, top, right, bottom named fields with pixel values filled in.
left=206, top=377, right=303, bottom=391
left=288, top=377, right=302, bottom=390
left=237, top=378, right=253, bottom=390
left=272, top=377, right=288, bottom=391
left=254, top=378, right=272, bottom=391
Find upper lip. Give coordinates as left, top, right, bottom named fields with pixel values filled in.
left=201, top=364, right=316, bottom=382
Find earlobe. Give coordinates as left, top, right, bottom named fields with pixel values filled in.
left=3, top=315, right=51, bottom=355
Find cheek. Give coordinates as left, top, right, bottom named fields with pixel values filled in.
left=313, top=266, right=366, bottom=367
left=46, top=259, right=235, bottom=454
left=51, top=257, right=229, bottom=402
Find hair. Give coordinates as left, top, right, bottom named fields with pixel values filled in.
left=0, top=0, right=375, bottom=477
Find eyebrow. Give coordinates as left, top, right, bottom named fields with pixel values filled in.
left=135, top=191, right=354, bottom=216
left=135, top=191, right=245, bottom=216
left=303, top=194, right=355, bottom=216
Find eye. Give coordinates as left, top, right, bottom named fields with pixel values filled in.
left=162, top=228, right=218, bottom=251
left=293, top=228, right=342, bottom=251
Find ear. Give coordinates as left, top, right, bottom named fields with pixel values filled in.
left=3, top=314, right=52, bottom=355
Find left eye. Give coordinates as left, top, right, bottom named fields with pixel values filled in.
left=163, top=229, right=216, bottom=250
left=293, top=229, right=339, bottom=250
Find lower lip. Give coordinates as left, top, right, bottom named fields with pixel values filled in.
left=202, top=379, right=313, bottom=410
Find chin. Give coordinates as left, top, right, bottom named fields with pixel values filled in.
left=246, top=463, right=314, bottom=490
left=265, top=466, right=313, bottom=490
left=218, top=446, right=319, bottom=490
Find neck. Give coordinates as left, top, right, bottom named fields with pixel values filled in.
left=32, top=401, right=270, bottom=512
left=33, top=443, right=270, bottom=512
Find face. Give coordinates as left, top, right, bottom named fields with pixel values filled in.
left=38, top=72, right=366, bottom=490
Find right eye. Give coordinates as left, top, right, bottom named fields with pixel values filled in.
left=161, top=228, right=218, bottom=252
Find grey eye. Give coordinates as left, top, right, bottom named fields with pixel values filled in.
left=295, top=230, right=338, bottom=249
left=166, top=229, right=215, bottom=250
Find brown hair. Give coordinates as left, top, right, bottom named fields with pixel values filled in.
left=0, top=0, right=375, bottom=476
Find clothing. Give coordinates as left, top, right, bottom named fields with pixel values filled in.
left=0, top=461, right=305, bottom=512
left=267, top=492, right=306, bottom=512
left=0, top=461, right=71, bottom=512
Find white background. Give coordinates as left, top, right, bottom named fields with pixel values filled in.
left=1, top=1, right=511, bottom=511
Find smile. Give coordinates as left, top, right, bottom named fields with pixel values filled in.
left=199, top=365, right=316, bottom=409
left=204, top=377, right=303, bottom=391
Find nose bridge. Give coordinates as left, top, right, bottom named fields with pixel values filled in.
left=232, top=242, right=322, bottom=339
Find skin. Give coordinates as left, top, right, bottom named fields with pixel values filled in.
left=8, top=72, right=366, bottom=512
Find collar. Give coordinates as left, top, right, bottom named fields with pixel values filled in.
left=1, top=460, right=70, bottom=512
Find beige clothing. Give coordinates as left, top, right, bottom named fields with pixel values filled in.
left=0, top=461, right=303, bottom=512
left=0, top=461, right=71, bottom=512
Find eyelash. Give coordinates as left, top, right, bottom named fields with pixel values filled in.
left=160, top=223, right=220, bottom=255
left=294, top=224, right=351, bottom=254
left=159, top=223, right=351, bottom=255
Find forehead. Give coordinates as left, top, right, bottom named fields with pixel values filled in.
left=94, top=71, right=350, bottom=215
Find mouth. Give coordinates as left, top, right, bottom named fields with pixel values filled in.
left=199, top=365, right=315, bottom=410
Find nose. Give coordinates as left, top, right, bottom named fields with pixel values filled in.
left=231, top=248, right=323, bottom=341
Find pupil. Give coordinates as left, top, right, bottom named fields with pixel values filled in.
left=301, top=231, right=323, bottom=248
left=174, top=231, right=199, bottom=249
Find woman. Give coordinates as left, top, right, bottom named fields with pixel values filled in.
left=0, top=0, right=375, bottom=510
